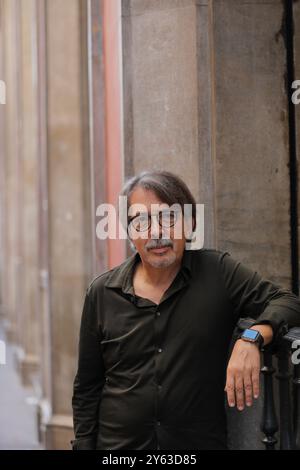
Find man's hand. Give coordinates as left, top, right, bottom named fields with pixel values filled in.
left=225, top=324, right=273, bottom=410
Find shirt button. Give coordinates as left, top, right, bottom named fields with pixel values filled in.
left=156, top=311, right=161, bottom=317
left=157, top=421, right=161, bottom=426
left=157, top=348, right=163, bottom=353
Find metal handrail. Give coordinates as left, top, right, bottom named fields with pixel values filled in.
left=235, top=318, right=300, bottom=450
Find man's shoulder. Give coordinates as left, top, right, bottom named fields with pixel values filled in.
left=85, top=255, right=133, bottom=296
left=86, top=270, right=112, bottom=294
left=189, top=247, right=229, bottom=262
left=187, top=248, right=232, bottom=276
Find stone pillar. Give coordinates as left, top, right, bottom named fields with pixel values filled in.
left=0, top=0, right=6, bottom=318
left=44, top=0, right=92, bottom=449
left=87, top=0, right=109, bottom=276
left=211, top=0, right=291, bottom=288
left=16, top=0, right=40, bottom=387
left=35, top=0, right=52, bottom=446
left=211, top=0, right=291, bottom=449
left=103, top=0, right=126, bottom=268
left=122, top=0, right=201, bottom=208
left=0, top=0, right=23, bottom=346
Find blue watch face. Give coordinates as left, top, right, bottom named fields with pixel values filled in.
left=242, top=329, right=259, bottom=340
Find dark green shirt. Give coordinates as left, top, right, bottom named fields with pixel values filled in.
left=72, top=248, right=300, bottom=450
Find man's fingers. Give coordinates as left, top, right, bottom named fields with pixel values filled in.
left=251, top=367, right=260, bottom=399
left=225, top=374, right=235, bottom=408
left=235, top=375, right=244, bottom=411
left=243, top=372, right=253, bottom=407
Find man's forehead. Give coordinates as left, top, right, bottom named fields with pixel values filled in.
left=128, top=202, right=180, bottom=216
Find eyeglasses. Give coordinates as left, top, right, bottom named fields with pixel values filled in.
left=128, top=209, right=181, bottom=232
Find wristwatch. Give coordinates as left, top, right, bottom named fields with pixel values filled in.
left=238, top=328, right=264, bottom=350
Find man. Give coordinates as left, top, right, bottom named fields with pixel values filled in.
left=72, top=170, right=300, bottom=450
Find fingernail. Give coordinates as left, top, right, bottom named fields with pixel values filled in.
left=246, top=402, right=252, bottom=407
left=238, top=406, right=244, bottom=411
left=254, top=394, right=259, bottom=399
left=229, top=403, right=235, bottom=407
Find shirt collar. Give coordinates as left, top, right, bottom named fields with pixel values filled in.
left=104, top=248, right=193, bottom=295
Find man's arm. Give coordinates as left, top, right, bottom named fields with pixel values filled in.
left=71, top=288, right=105, bottom=449
left=219, top=251, right=300, bottom=411
left=219, top=251, right=300, bottom=340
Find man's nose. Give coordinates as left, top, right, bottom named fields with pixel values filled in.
left=150, top=216, right=162, bottom=239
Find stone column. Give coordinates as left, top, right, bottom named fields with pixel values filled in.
left=0, top=0, right=6, bottom=319
left=35, top=0, right=52, bottom=445
left=122, top=0, right=201, bottom=209
left=44, top=0, right=92, bottom=449
left=210, top=0, right=291, bottom=449
left=0, top=0, right=23, bottom=346
left=17, top=0, right=40, bottom=387
left=103, top=0, right=126, bottom=268
left=122, top=0, right=220, bottom=248
left=87, top=0, right=109, bottom=276
left=211, top=0, right=291, bottom=288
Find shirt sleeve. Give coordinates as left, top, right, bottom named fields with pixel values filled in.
left=219, top=251, right=300, bottom=343
left=71, top=288, right=105, bottom=450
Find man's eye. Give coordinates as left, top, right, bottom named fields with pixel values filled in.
left=136, top=215, right=148, bottom=224
left=131, top=214, right=149, bottom=230
left=160, top=211, right=175, bottom=223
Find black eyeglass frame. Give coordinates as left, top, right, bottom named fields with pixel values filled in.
left=127, top=209, right=183, bottom=233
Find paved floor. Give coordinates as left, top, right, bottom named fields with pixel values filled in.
left=0, top=325, right=43, bottom=450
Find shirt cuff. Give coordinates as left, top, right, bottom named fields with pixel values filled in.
left=251, top=318, right=289, bottom=347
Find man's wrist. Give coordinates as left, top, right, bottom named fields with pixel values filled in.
left=249, top=324, right=274, bottom=346
left=238, top=328, right=264, bottom=350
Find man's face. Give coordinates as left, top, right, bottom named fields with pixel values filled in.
left=128, top=187, right=187, bottom=269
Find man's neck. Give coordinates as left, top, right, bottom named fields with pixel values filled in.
left=135, top=257, right=182, bottom=289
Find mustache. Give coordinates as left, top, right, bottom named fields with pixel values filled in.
left=145, top=239, right=173, bottom=250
